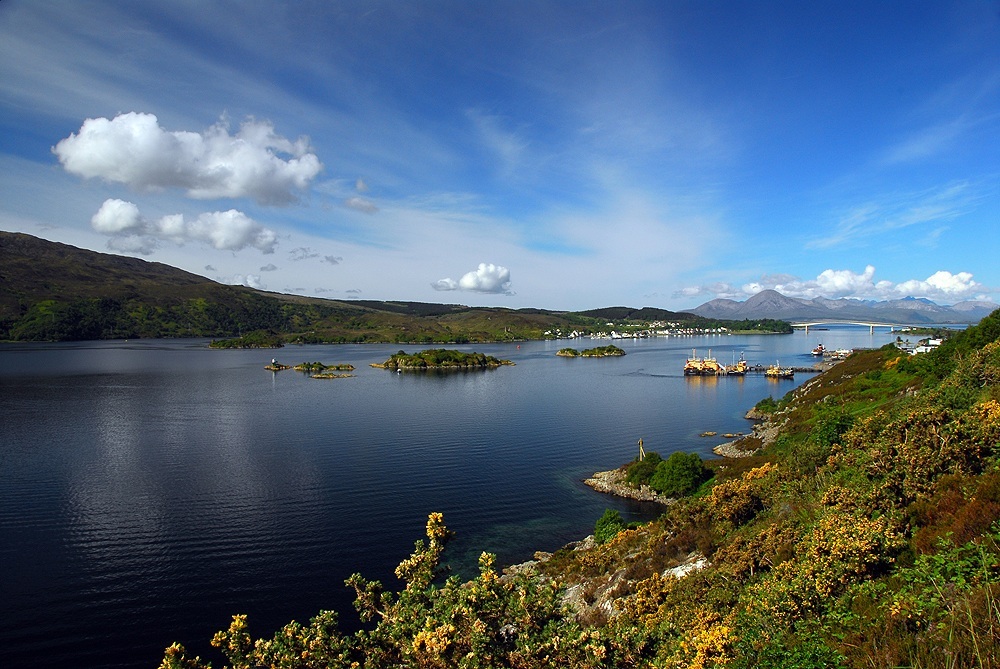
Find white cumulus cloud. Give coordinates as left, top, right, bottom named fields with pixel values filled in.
left=679, top=266, right=984, bottom=304
left=91, top=198, right=143, bottom=233
left=433, top=263, right=514, bottom=295
left=230, top=274, right=265, bottom=289
left=90, top=198, right=277, bottom=254
left=894, top=271, right=981, bottom=298
left=54, top=112, right=322, bottom=205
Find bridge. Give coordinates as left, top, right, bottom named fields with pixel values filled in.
left=790, top=320, right=908, bottom=335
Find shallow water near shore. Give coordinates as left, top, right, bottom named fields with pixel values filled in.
left=1, top=326, right=897, bottom=668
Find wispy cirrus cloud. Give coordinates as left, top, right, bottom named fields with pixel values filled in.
left=466, top=108, right=531, bottom=178
left=807, top=182, right=977, bottom=250
left=880, top=116, right=973, bottom=165
left=345, top=196, right=378, bottom=214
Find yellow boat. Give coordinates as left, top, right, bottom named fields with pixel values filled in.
left=684, top=349, right=706, bottom=375
left=685, top=349, right=725, bottom=376
left=765, top=361, right=794, bottom=379
left=725, top=352, right=748, bottom=375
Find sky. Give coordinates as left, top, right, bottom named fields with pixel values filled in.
left=1, top=1, right=998, bottom=312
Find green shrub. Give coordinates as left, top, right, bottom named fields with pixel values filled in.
left=625, top=451, right=663, bottom=485
left=649, top=451, right=710, bottom=497
left=595, top=508, right=627, bottom=544
left=755, top=395, right=779, bottom=413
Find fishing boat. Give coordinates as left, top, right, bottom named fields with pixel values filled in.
left=684, top=349, right=723, bottom=376
left=765, top=361, right=794, bottom=379
left=701, top=350, right=723, bottom=375
left=683, top=349, right=705, bottom=375
left=811, top=343, right=825, bottom=356
left=725, top=352, right=748, bottom=375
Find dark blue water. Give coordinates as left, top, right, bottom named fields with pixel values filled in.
left=0, top=328, right=894, bottom=668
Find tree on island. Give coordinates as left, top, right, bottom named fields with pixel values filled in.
left=372, top=348, right=513, bottom=370
left=556, top=345, right=626, bottom=358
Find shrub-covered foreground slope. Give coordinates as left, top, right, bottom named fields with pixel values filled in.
left=161, top=312, right=1000, bottom=669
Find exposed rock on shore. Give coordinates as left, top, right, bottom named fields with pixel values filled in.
left=504, top=538, right=709, bottom=625
left=711, top=406, right=781, bottom=457
left=583, top=468, right=673, bottom=505
left=712, top=438, right=761, bottom=458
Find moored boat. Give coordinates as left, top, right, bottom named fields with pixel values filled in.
left=765, top=361, right=794, bottom=379
left=684, top=349, right=705, bottom=375
left=685, top=349, right=724, bottom=376
left=701, top=350, right=723, bottom=375
left=725, top=352, right=748, bottom=375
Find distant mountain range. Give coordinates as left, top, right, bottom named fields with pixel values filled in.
left=684, top=289, right=999, bottom=324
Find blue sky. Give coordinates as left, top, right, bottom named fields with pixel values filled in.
left=1, top=1, right=998, bottom=311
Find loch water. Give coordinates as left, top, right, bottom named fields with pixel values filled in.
left=1, top=327, right=897, bottom=668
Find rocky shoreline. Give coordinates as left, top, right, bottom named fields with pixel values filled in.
left=710, top=406, right=779, bottom=457
left=583, top=468, right=674, bottom=505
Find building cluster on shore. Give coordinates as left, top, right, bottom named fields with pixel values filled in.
left=894, top=337, right=944, bottom=355
left=589, top=325, right=732, bottom=340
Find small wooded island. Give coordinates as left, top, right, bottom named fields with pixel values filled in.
left=264, top=361, right=355, bottom=378
left=371, top=348, right=514, bottom=371
left=556, top=344, right=626, bottom=357
left=294, top=362, right=355, bottom=378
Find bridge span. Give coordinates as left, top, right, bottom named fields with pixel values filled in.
left=791, top=320, right=906, bottom=335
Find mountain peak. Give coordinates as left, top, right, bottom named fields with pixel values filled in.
left=684, top=290, right=997, bottom=324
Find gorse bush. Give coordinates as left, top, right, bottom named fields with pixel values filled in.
left=161, top=514, right=596, bottom=669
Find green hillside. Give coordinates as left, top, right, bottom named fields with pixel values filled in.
left=0, top=232, right=778, bottom=343
left=159, top=309, right=1000, bottom=669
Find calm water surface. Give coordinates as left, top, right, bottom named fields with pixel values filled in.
left=0, top=327, right=895, bottom=668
